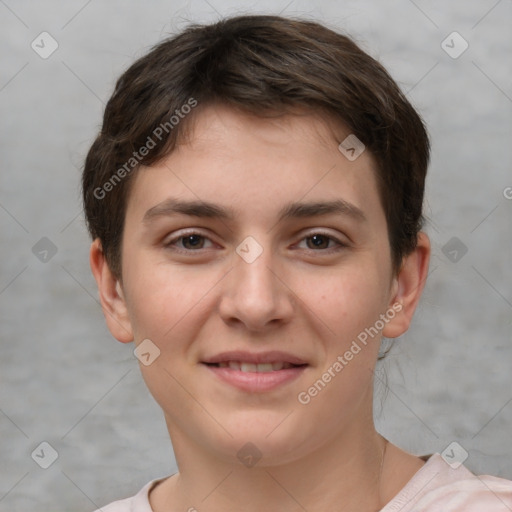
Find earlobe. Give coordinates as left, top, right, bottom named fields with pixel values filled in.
left=89, top=238, right=134, bottom=343
left=382, top=232, right=431, bottom=338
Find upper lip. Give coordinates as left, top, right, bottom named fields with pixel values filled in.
left=201, top=350, right=308, bottom=365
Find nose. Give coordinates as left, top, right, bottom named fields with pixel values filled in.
left=218, top=238, right=294, bottom=332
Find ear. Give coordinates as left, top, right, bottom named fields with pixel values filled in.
left=382, top=231, right=431, bottom=338
left=89, top=238, right=134, bottom=343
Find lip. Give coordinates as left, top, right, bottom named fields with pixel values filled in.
left=202, top=363, right=307, bottom=392
left=201, top=350, right=309, bottom=393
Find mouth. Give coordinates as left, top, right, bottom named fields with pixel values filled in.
left=203, top=361, right=306, bottom=372
left=201, top=351, right=309, bottom=392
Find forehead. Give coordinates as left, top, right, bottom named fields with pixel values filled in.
left=125, top=103, right=385, bottom=229
left=179, top=103, right=355, bottom=155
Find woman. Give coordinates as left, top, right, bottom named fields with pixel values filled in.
left=83, top=14, right=512, bottom=511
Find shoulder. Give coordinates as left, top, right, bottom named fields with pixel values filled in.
left=383, top=453, right=512, bottom=512
left=415, top=473, right=512, bottom=511
left=91, top=478, right=165, bottom=512
left=91, top=495, right=134, bottom=512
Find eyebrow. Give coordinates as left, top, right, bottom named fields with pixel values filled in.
left=142, top=197, right=367, bottom=225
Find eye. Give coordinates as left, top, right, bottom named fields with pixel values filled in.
left=296, top=232, right=346, bottom=252
left=164, top=231, right=215, bottom=253
left=164, top=230, right=346, bottom=254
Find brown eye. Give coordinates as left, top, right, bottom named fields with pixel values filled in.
left=297, top=232, right=346, bottom=253
left=306, top=234, right=331, bottom=250
left=165, top=231, right=214, bottom=253
left=180, top=234, right=206, bottom=250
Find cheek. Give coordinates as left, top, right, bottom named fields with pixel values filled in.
left=306, top=263, right=388, bottom=343
left=123, top=264, right=209, bottom=413
left=294, top=268, right=385, bottom=419
left=124, top=259, right=221, bottom=348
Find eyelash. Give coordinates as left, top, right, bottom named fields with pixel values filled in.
left=164, top=230, right=347, bottom=255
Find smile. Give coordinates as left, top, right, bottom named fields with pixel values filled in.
left=205, top=361, right=302, bottom=372
left=202, top=362, right=308, bottom=392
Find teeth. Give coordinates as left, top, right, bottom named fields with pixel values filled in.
left=240, top=363, right=258, bottom=372
left=218, top=361, right=296, bottom=372
left=256, top=363, right=274, bottom=372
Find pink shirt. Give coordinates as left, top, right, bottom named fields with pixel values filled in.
left=93, top=453, right=512, bottom=511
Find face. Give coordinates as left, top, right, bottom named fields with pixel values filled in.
left=99, top=104, right=418, bottom=466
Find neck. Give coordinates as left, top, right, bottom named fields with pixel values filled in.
left=154, top=416, right=392, bottom=512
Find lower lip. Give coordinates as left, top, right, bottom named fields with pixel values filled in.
left=202, top=364, right=307, bottom=392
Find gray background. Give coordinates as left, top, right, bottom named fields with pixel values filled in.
left=1, top=0, right=511, bottom=510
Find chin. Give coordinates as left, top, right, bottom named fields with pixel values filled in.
left=204, top=417, right=317, bottom=467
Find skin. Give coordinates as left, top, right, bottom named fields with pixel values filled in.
left=90, top=103, right=430, bottom=512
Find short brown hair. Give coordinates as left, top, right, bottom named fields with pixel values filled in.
left=82, top=14, right=430, bottom=279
